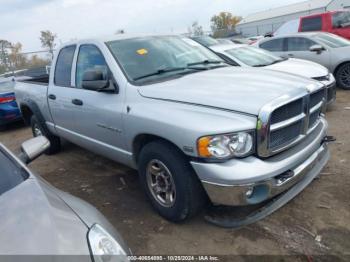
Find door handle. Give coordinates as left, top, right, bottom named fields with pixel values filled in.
left=48, top=94, right=56, bottom=100
left=72, top=99, right=83, bottom=106
left=287, top=54, right=294, bottom=57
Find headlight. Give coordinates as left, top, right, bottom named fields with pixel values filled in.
left=197, top=131, right=254, bottom=159
left=88, top=224, right=128, bottom=262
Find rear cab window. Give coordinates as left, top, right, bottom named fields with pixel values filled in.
left=260, top=38, right=285, bottom=52
left=300, top=16, right=322, bottom=32
left=0, top=149, right=28, bottom=195
left=54, top=45, right=76, bottom=87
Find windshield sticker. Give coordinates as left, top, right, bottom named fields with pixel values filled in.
left=137, top=49, right=148, bottom=55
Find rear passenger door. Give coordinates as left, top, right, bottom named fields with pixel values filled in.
left=48, top=45, right=77, bottom=138
left=259, top=38, right=286, bottom=57
left=285, top=37, right=331, bottom=67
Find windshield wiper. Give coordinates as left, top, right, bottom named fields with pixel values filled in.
left=133, top=66, right=209, bottom=81
left=187, top=60, right=223, bottom=66
left=133, top=67, right=187, bottom=81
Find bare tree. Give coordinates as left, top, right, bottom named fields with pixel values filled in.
left=188, top=21, right=204, bottom=36
left=0, top=40, right=12, bottom=73
left=40, top=30, right=57, bottom=59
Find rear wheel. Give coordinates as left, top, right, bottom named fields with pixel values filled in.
left=30, top=115, right=61, bottom=155
left=336, top=63, right=350, bottom=90
left=0, top=125, right=6, bottom=131
left=138, top=140, right=207, bottom=222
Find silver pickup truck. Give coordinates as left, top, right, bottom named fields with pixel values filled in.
left=15, top=35, right=330, bottom=224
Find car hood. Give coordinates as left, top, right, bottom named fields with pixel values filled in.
left=0, top=178, right=90, bottom=255
left=265, top=58, right=329, bottom=79
left=138, top=67, right=321, bottom=115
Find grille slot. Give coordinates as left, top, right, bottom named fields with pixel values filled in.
left=309, top=108, right=321, bottom=128
left=269, top=120, right=303, bottom=149
left=310, top=89, right=324, bottom=109
left=270, top=99, right=303, bottom=125
left=327, top=86, right=335, bottom=102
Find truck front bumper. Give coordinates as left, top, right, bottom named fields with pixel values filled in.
left=191, top=118, right=329, bottom=206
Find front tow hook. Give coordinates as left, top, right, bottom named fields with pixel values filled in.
left=322, top=135, right=336, bottom=144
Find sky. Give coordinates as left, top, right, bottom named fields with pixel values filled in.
left=0, top=0, right=304, bottom=52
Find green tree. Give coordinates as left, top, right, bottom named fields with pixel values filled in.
left=188, top=21, right=204, bottom=36
left=210, top=12, right=242, bottom=37
left=40, top=30, right=57, bottom=59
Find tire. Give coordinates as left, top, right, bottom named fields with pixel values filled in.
left=0, top=125, right=6, bottom=131
left=138, top=140, right=207, bottom=222
left=336, top=63, right=350, bottom=90
left=30, top=115, right=61, bottom=155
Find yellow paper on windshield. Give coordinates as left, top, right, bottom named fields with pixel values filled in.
left=137, top=48, right=148, bottom=55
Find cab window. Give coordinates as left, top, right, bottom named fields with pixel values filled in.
left=260, top=38, right=285, bottom=52
left=301, top=16, right=322, bottom=32
left=76, top=45, right=108, bottom=89
left=286, top=37, right=316, bottom=51
left=54, top=45, right=76, bottom=87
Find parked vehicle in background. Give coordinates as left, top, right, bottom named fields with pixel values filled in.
left=0, top=136, right=129, bottom=258
left=0, top=79, right=22, bottom=130
left=231, top=37, right=250, bottom=44
left=210, top=44, right=336, bottom=105
left=274, top=10, right=350, bottom=39
left=216, top=38, right=234, bottom=45
left=15, top=35, right=330, bottom=225
left=247, top=35, right=264, bottom=45
left=256, top=32, right=350, bottom=89
left=190, top=35, right=220, bottom=47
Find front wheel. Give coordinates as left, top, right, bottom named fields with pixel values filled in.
left=336, top=63, right=350, bottom=90
left=138, top=141, right=207, bottom=222
left=30, top=115, right=61, bottom=155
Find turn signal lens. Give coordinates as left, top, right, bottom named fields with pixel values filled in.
left=198, top=136, right=212, bottom=157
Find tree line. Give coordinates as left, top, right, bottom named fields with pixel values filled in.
left=189, top=12, right=242, bottom=37
left=0, top=30, right=57, bottom=75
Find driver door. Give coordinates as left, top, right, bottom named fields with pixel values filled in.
left=67, top=44, right=126, bottom=159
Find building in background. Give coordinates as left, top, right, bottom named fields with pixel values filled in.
left=236, top=0, right=350, bottom=37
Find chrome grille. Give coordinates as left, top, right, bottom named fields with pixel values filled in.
left=269, top=120, right=303, bottom=149
left=257, top=88, right=326, bottom=158
left=270, top=99, right=303, bottom=124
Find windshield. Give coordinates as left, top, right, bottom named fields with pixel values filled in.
left=107, top=36, right=225, bottom=83
left=314, top=33, right=350, bottom=48
left=224, top=46, right=283, bottom=67
left=191, top=36, right=220, bottom=47
left=332, top=11, right=350, bottom=28
left=0, top=149, right=28, bottom=195
left=0, top=80, right=15, bottom=94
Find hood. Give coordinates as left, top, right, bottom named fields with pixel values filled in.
left=265, top=58, right=329, bottom=79
left=138, top=67, right=321, bottom=115
left=0, top=178, right=90, bottom=255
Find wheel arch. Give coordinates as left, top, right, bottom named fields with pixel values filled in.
left=132, top=134, right=187, bottom=164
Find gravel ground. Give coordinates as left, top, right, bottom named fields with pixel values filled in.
left=1, top=89, right=349, bottom=261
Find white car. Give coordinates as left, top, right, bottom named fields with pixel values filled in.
left=211, top=44, right=336, bottom=105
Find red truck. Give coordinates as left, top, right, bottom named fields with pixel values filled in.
left=275, top=10, right=350, bottom=39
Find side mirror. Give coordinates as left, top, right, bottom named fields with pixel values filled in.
left=82, top=69, right=109, bottom=91
left=309, top=44, right=325, bottom=54
left=19, top=136, right=50, bottom=164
